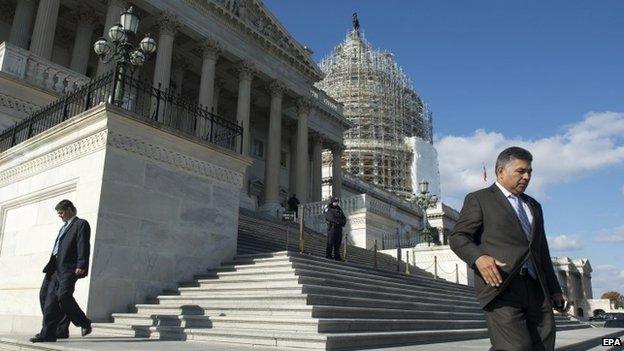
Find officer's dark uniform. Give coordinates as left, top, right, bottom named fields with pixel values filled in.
left=324, top=197, right=347, bottom=260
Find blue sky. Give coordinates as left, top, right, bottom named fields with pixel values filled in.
left=263, top=0, right=624, bottom=298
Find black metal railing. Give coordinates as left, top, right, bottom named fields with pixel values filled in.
left=0, top=71, right=243, bottom=153
left=381, top=229, right=441, bottom=250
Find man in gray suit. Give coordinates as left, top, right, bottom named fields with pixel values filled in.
left=450, top=146, right=568, bottom=351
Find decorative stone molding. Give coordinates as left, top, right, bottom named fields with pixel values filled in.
left=183, top=0, right=321, bottom=81
left=0, top=93, right=40, bottom=115
left=235, top=60, right=255, bottom=81
left=0, top=130, right=108, bottom=187
left=107, top=132, right=243, bottom=188
left=157, top=11, right=180, bottom=36
left=268, top=80, right=285, bottom=97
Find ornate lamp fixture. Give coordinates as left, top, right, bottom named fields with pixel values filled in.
left=413, top=180, right=438, bottom=246
left=93, top=6, right=157, bottom=105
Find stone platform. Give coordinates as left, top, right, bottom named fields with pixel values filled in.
left=2, top=328, right=624, bottom=351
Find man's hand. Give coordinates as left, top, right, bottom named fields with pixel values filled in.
left=475, top=255, right=506, bottom=287
left=552, top=293, right=570, bottom=313
left=74, top=268, right=87, bottom=279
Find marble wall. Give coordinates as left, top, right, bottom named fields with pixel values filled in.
left=0, top=104, right=251, bottom=333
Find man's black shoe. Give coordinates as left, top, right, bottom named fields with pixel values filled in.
left=30, top=335, right=56, bottom=343
left=34, top=332, right=68, bottom=339
left=81, top=325, right=92, bottom=337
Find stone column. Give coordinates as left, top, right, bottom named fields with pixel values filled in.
left=9, top=0, right=36, bottom=49
left=212, top=80, right=224, bottom=114
left=235, top=61, right=254, bottom=156
left=97, top=0, right=127, bottom=76
left=261, top=80, right=285, bottom=215
left=294, top=98, right=310, bottom=203
left=196, top=38, right=220, bottom=137
left=311, top=135, right=323, bottom=202
left=70, top=9, right=98, bottom=75
left=29, top=0, right=61, bottom=60
left=331, top=145, right=343, bottom=198
left=151, top=12, right=178, bottom=123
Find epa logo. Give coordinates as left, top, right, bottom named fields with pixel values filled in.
left=602, top=337, right=622, bottom=346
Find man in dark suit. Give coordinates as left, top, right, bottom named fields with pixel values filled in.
left=30, top=200, right=92, bottom=342
left=450, top=147, right=568, bottom=351
left=324, top=196, right=347, bottom=261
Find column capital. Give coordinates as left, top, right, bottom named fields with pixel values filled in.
left=200, top=37, right=222, bottom=60
left=157, top=11, right=180, bottom=36
left=296, top=97, right=312, bottom=115
left=310, top=132, right=324, bottom=144
left=269, top=80, right=286, bottom=98
left=74, top=6, right=99, bottom=26
left=235, top=60, right=255, bottom=81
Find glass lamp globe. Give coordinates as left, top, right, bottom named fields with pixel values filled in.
left=108, top=23, right=125, bottom=42
left=120, top=6, right=140, bottom=34
left=419, top=180, right=429, bottom=195
left=139, top=35, right=157, bottom=54
left=93, top=37, right=110, bottom=56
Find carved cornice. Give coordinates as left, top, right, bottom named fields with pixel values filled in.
left=235, top=60, right=255, bottom=81
left=0, top=131, right=108, bottom=187
left=157, top=11, right=180, bottom=36
left=183, top=0, right=322, bottom=82
left=0, top=129, right=244, bottom=188
left=107, top=132, right=243, bottom=188
left=200, top=37, right=222, bottom=60
left=0, top=93, right=40, bottom=115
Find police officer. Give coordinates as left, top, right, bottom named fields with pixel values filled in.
left=324, top=196, right=347, bottom=261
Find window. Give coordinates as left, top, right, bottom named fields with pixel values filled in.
left=252, top=139, right=264, bottom=158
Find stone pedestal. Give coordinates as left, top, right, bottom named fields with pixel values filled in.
left=0, top=104, right=251, bottom=334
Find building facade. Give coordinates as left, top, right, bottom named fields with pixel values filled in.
left=0, top=0, right=352, bottom=334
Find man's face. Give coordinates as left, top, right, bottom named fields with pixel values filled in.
left=497, top=158, right=532, bottom=195
left=57, top=208, right=75, bottom=222
left=332, top=200, right=339, bottom=206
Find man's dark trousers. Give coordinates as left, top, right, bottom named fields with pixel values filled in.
left=39, top=274, right=70, bottom=336
left=484, top=272, right=555, bottom=351
left=39, top=265, right=90, bottom=339
left=325, top=228, right=342, bottom=260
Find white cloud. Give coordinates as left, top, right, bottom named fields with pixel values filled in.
left=548, top=234, right=583, bottom=252
left=595, top=225, right=624, bottom=243
left=435, top=111, right=624, bottom=201
left=592, top=266, right=624, bottom=297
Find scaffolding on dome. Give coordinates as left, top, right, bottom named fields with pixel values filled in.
left=316, top=23, right=433, bottom=199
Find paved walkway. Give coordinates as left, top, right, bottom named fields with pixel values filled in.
left=2, top=328, right=623, bottom=351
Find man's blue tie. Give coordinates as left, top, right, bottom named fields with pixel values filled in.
left=513, top=195, right=537, bottom=279
left=52, top=223, right=67, bottom=256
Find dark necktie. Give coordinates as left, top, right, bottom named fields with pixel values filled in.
left=513, top=196, right=537, bottom=279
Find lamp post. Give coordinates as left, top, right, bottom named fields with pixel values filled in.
left=412, top=180, right=438, bottom=246
left=93, top=6, right=157, bottom=106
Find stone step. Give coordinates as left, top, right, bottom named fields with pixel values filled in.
left=187, top=327, right=327, bottom=349
left=131, top=304, right=313, bottom=317
left=187, top=327, right=490, bottom=350
left=155, top=293, right=309, bottom=306
left=169, top=283, right=479, bottom=308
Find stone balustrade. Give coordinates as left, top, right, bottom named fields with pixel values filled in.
left=0, top=42, right=90, bottom=95
left=310, top=86, right=343, bottom=114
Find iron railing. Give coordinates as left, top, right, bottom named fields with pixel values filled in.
left=0, top=71, right=243, bottom=153
left=381, top=229, right=441, bottom=250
